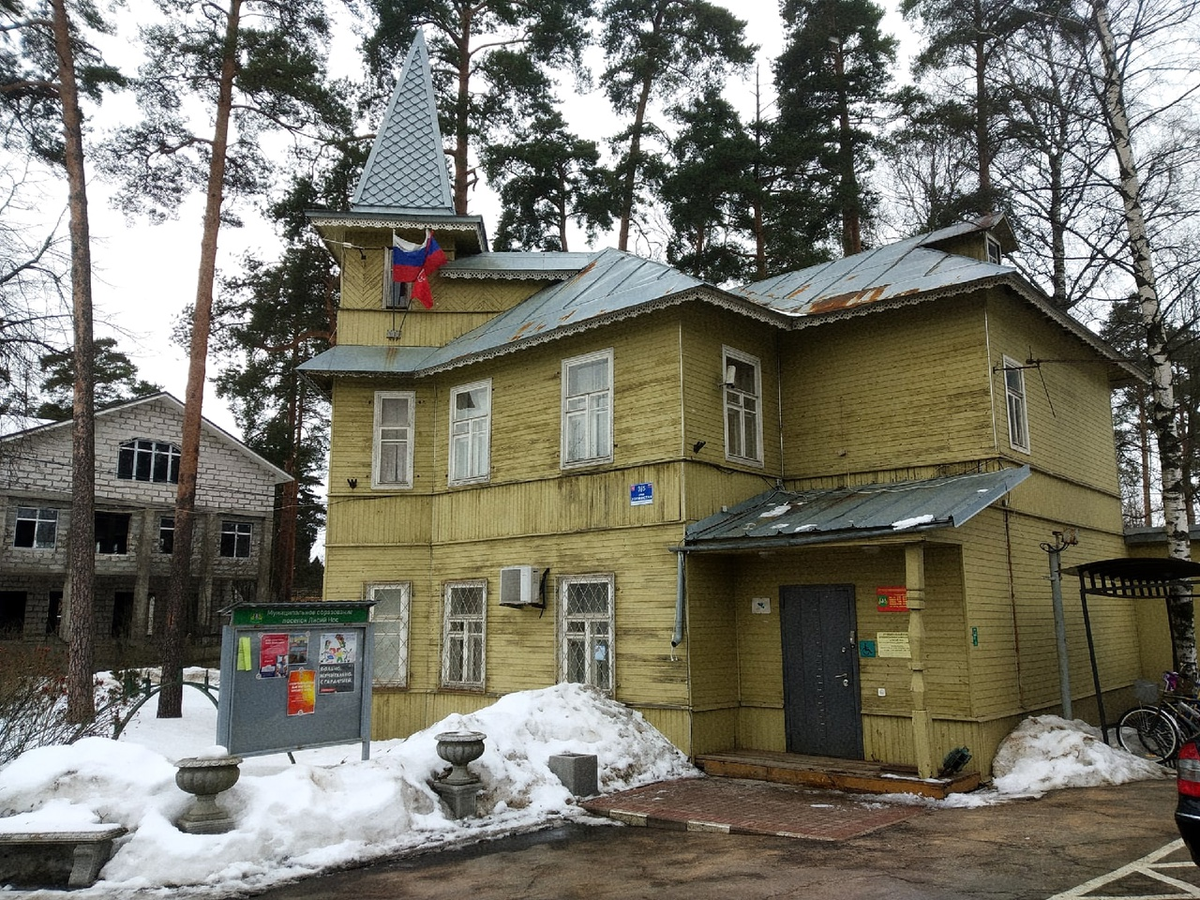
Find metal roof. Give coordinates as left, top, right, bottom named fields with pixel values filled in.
left=682, top=466, right=1031, bottom=552
left=300, top=248, right=739, bottom=379
left=441, top=252, right=596, bottom=280
left=733, top=218, right=1012, bottom=317
left=351, top=31, right=454, bottom=214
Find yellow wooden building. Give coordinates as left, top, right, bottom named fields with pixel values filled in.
left=303, top=33, right=1153, bottom=779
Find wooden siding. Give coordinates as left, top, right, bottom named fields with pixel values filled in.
left=683, top=554, right=739, bottom=712
left=780, top=299, right=995, bottom=479
left=724, top=543, right=969, bottom=751
left=984, top=294, right=1123, bottom=492
left=956, top=506, right=1134, bottom=722
left=677, top=305, right=783, bottom=479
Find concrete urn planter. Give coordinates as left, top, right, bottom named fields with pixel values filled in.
left=175, top=755, right=242, bottom=834
left=435, top=731, right=486, bottom=785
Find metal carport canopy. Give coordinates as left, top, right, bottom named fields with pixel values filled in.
left=1063, top=556, right=1200, bottom=745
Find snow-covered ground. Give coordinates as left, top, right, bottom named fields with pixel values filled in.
left=0, top=669, right=1171, bottom=897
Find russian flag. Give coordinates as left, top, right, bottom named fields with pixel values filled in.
left=392, top=231, right=448, bottom=309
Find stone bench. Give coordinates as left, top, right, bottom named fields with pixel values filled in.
left=0, top=824, right=126, bottom=888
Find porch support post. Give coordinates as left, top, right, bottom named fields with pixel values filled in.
left=906, top=542, right=935, bottom=778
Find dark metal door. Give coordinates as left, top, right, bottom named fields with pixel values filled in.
left=780, top=584, right=863, bottom=758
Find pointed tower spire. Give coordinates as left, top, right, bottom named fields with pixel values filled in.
left=352, top=30, right=454, bottom=215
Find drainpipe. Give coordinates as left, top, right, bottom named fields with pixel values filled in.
left=672, top=549, right=686, bottom=647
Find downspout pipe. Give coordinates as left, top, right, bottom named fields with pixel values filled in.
left=671, top=547, right=686, bottom=647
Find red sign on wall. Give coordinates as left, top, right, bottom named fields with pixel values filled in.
left=877, top=586, right=909, bottom=612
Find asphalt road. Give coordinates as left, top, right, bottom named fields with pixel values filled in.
left=249, top=778, right=1192, bottom=900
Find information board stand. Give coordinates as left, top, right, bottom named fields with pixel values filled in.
left=216, top=602, right=374, bottom=760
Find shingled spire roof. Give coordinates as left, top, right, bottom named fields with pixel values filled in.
left=309, top=30, right=487, bottom=255
left=352, top=31, right=453, bottom=214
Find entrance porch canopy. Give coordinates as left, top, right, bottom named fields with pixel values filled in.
left=681, top=466, right=1031, bottom=552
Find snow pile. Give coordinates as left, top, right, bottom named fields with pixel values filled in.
left=990, top=714, right=1170, bottom=798
left=0, top=677, right=695, bottom=897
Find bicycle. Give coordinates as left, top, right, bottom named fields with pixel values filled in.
left=1116, top=671, right=1200, bottom=763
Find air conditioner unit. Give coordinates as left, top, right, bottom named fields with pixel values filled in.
left=499, top=565, right=542, bottom=607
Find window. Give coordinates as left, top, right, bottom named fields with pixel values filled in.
left=559, top=575, right=614, bottom=692
left=14, top=507, right=57, bottom=549
left=1003, top=356, right=1030, bottom=453
left=723, top=348, right=762, bottom=464
left=117, top=439, right=180, bottom=483
left=94, top=512, right=130, bottom=554
left=561, top=350, right=612, bottom=467
left=449, top=381, right=491, bottom=485
left=220, top=521, right=252, bottom=558
left=384, top=252, right=411, bottom=310
left=373, top=391, right=414, bottom=488
left=442, top=581, right=485, bottom=688
left=159, top=516, right=174, bottom=554
left=112, top=591, right=134, bottom=639
left=986, top=235, right=1003, bottom=265
left=368, top=583, right=411, bottom=687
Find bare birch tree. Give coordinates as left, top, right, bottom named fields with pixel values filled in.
left=1084, top=0, right=1200, bottom=682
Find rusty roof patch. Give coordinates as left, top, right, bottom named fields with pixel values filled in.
left=807, top=284, right=890, bottom=314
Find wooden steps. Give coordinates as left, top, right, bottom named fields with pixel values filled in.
left=694, top=749, right=981, bottom=799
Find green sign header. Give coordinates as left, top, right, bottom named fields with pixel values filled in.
left=231, top=605, right=371, bottom=627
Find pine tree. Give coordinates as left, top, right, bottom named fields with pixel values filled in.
left=35, top=336, right=159, bottom=420
left=899, top=0, right=1047, bottom=218
left=359, top=0, right=593, bottom=216
left=99, top=0, right=346, bottom=717
left=212, top=167, right=349, bottom=601
left=599, top=0, right=754, bottom=252
left=477, top=54, right=615, bottom=251
left=660, top=88, right=758, bottom=283
left=768, top=0, right=895, bottom=264
left=1, top=0, right=122, bottom=722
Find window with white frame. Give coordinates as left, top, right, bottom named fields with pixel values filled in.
left=442, top=581, right=485, bottom=688
left=14, top=507, right=57, bottom=549
left=373, top=391, right=415, bottom=488
left=219, top=521, right=252, bottom=558
left=559, top=575, right=614, bottom=692
left=1003, top=356, right=1030, bottom=453
left=449, top=380, right=491, bottom=484
left=986, top=235, right=1003, bottom=265
left=561, top=350, right=612, bottom=467
left=368, top=582, right=411, bottom=686
left=723, top=348, right=762, bottom=464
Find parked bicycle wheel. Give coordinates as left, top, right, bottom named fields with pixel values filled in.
left=1117, top=706, right=1180, bottom=762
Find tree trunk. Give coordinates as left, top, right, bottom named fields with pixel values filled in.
left=274, top=358, right=299, bottom=602
left=452, top=7, right=472, bottom=215
left=973, top=0, right=991, bottom=208
left=51, top=0, right=97, bottom=724
left=617, top=8, right=664, bottom=252
left=158, top=0, right=242, bottom=717
left=1091, top=0, right=1195, bottom=682
left=831, top=38, right=861, bottom=257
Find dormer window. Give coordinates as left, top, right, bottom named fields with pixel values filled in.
left=986, top=235, right=1003, bottom=265
left=117, top=439, right=180, bottom=483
